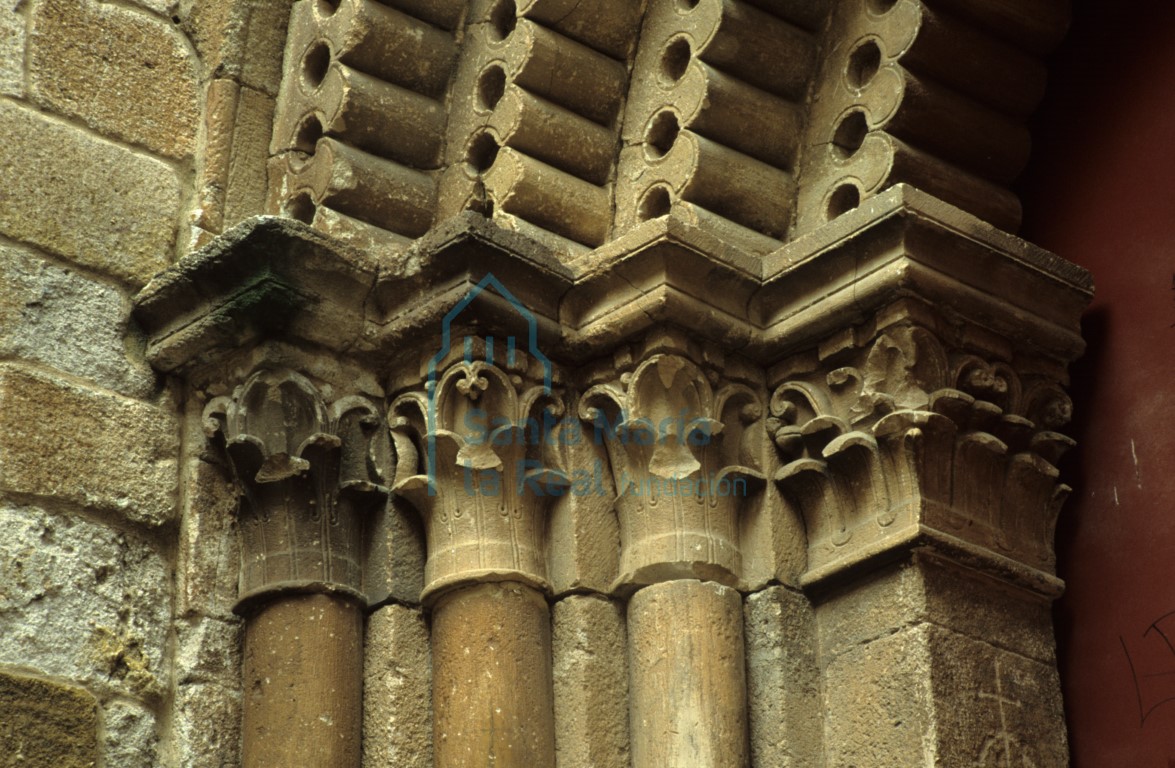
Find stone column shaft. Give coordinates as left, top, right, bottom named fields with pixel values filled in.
left=242, top=593, right=364, bottom=768
left=627, top=579, right=749, bottom=768
left=432, top=581, right=556, bottom=767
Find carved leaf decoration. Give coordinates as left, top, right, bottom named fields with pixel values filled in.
left=716, top=465, right=766, bottom=494
left=1023, top=383, right=1073, bottom=430
left=654, top=354, right=687, bottom=389
left=1030, top=431, right=1076, bottom=469
left=392, top=430, right=462, bottom=515
left=393, top=474, right=436, bottom=519
left=235, top=370, right=329, bottom=459
left=202, top=396, right=231, bottom=441
left=437, top=362, right=517, bottom=436
left=862, top=328, right=948, bottom=416
left=255, top=452, right=311, bottom=483
left=225, top=435, right=265, bottom=488
left=929, top=388, right=975, bottom=426
left=333, top=396, right=393, bottom=487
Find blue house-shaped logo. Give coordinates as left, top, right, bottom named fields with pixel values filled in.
left=424, top=273, right=552, bottom=492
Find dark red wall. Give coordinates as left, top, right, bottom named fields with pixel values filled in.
left=1020, top=2, right=1175, bottom=764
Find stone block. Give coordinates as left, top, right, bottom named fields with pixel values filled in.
left=364, top=603, right=432, bottom=768
left=0, top=1, right=22, bottom=97
left=822, top=621, right=934, bottom=767
left=196, top=80, right=277, bottom=235
left=173, top=615, right=242, bottom=687
left=547, top=434, right=619, bottom=595
left=816, top=555, right=1058, bottom=665
left=29, top=0, right=198, bottom=159
left=552, top=595, right=629, bottom=768
left=364, top=498, right=426, bottom=606
left=171, top=682, right=242, bottom=768
left=224, top=85, right=277, bottom=227
left=185, top=0, right=289, bottom=93
left=176, top=455, right=241, bottom=618
left=0, top=363, right=178, bottom=525
left=0, top=504, right=170, bottom=701
left=101, top=699, right=158, bottom=768
left=822, top=623, right=1067, bottom=766
left=0, top=670, right=99, bottom=767
left=0, top=101, right=181, bottom=287
left=0, top=241, right=157, bottom=398
left=744, top=586, right=822, bottom=767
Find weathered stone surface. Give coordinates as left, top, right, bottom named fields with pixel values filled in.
left=0, top=504, right=170, bottom=701
left=744, top=586, right=822, bottom=767
left=0, top=363, right=178, bottom=525
left=195, top=80, right=277, bottom=236
left=364, top=499, right=426, bottom=607
left=204, top=369, right=390, bottom=607
left=364, top=604, right=432, bottom=768
left=29, top=0, right=199, bottom=158
left=0, top=101, right=181, bottom=286
left=171, top=682, right=241, bottom=768
left=627, top=579, right=748, bottom=768
left=552, top=595, right=629, bottom=768
left=0, top=1, right=22, bottom=97
left=431, top=582, right=556, bottom=767
left=184, top=0, right=289, bottom=93
left=822, top=623, right=1067, bottom=766
left=101, top=699, right=158, bottom=768
left=131, top=0, right=175, bottom=17
left=816, top=556, right=1059, bottom=665
left=0, top=241, right=157, bottom=398
left=0, top=671, right=99, bottom=766
left=242, top=594, right=364, bottom=768
left=176, top=453, right=240, bottom=620
left=224, top=85, right=277, bottom=226
left=546, top=433, right=619, bottom=595
left=174, top=615, right=242, bottom=688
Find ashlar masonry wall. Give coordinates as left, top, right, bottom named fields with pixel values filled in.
left=0, top=0, right=268, bottom=764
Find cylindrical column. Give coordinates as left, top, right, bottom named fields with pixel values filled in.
left=432, top=581, right=556, bottom=767
left=242, top=593, right=364, bottom=768
left=627, top=579, right=749, bottom=768
left=204, top=371, right=392, bottom=768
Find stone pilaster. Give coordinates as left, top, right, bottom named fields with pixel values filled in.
left=754, top=188, right=1090, bottom=766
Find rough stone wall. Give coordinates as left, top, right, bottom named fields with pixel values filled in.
left=0, top=0, right=268, bottom=764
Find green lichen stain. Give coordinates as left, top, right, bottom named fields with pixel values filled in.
left=89, top=626, right=159, bottom=701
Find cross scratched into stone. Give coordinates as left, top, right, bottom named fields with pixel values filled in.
left=976, top=660, right=1038, bottom=768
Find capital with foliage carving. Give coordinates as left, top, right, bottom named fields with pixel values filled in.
left=389, top=351, right=568, bottom=601
left=581, top=347, right=767, bottom=592
left=203, top=368, right=393, bottom=610
left=769, top=305, right=1075, bottom=593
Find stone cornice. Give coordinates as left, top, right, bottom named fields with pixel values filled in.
left=136, top=185, right=1092, bottom=378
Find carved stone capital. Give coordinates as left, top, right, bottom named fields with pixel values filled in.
left=582, top=341, right=767, bottom=591
left=204, top=368, right=393, bottom=610
left=769, top=303, right=1075, bottom=594
left=390, top=352, right=567, bottom=601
